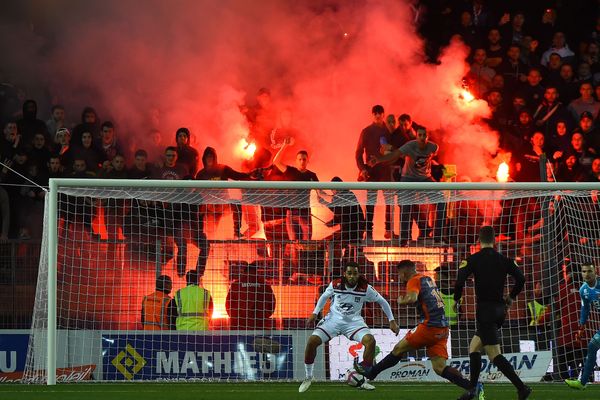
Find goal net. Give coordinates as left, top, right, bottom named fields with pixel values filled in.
left=24, top=180, right=600, bottom=384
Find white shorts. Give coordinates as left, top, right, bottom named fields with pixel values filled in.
left=312, top=315, right=371, bottom=343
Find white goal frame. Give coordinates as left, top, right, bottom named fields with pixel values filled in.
left=43, top=178, right=600, bottom=384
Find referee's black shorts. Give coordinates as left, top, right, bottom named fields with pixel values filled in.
left=475, top=302, right=506, bottom=345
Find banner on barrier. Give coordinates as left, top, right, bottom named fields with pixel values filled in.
left=0, top=333, right=95, bottom=383
left=335, top=351, right=552, bottom=383
left=329, top=329, right=551, bottom=383
left=102, top=334, right=293, bottom=380
left=328, top=328, right=451, bottom=380
left=0, top=334, right=28, bottom=375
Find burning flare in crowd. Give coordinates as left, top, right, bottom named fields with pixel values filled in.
left=459, top=89, right=475, bottom=103
left=496, top=162, right=510, bottom=183
left=237, top=138, right=256, bottom=160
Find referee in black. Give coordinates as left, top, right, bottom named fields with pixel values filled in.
left=453, top=226, right=530, bottom=400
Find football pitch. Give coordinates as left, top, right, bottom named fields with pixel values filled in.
left=0, top=382, right=599, bottom=400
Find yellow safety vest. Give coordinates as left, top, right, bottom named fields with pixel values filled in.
left=441, top=292, right=458, bottom=325
left=175, top=285, right=211, bottom=330
left=527, top=300, right=547, bottom=326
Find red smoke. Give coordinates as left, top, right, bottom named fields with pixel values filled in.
left=0, top=0, right=499, bottom=180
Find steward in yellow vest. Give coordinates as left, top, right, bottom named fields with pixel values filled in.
left=142, top=275, right=176, bottom=330
left=527, top=300, right=548, bottom=326
left=175, top=269, right=213, bottom=330
left=435, top=264, right=458, bottom=326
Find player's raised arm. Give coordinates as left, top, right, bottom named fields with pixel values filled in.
left=272, top=137, right=290, bottom=173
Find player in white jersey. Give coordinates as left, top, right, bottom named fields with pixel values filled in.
left=298, top=261, right=399, bottom=393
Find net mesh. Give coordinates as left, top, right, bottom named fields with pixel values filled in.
left=24, top=183, right=600, bottom=383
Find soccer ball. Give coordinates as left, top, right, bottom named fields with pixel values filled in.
left=346, top=370, right=365, bottom=388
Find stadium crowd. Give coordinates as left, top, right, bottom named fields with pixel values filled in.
left=0, top=2, right=599, bottom=385
left=1, top=2, right=600, bottom=243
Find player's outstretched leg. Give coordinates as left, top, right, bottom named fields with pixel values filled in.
left=356, top=339, right=410, bottom=380
left=354, top=334, right=376, bottom=375
left=430, top=357, right=471, bottom=392
left=299, top=335, right=322, bottom=393
left=566, top=333, right=600, bottom=390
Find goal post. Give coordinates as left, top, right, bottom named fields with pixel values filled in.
left=26, top=179, right=600, bottom=384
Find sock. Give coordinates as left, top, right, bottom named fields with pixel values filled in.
left=442, top=366, right=472, bottom=390
left=492, top=355, right=525, bottom=391
left=469, top=352, right=482, bottom=388
left=367, top=353, right=402, bottom=380
left=581, top=339, right=600, bottom=385
left=304, top=363, right=314, bottom=379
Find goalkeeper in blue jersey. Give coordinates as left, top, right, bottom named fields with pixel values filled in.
left=566, top=263, right=600, bottom=390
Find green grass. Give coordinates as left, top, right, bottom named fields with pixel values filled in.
left=0, top=382, right=599, bottom=400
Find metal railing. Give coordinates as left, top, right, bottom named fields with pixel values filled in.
left=0, top=240, right=41, bottom=329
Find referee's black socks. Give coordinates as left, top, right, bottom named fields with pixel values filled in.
left=441, top=366, right=472, bottom=390
left=492, top=354, right=526, bottom=390
left=469, top=352, right=482, bottom=387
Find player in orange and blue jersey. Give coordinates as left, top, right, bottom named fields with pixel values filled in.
left=355, top=260, right=472, bottom=396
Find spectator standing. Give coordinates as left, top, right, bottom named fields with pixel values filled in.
left=371, top=128, right=446, bottom=243
left=174, top=270, right=213, bottom=331
left=141, top=275, right=176, bottom=330
left=154, top=147, right=209, bottom=277
left=225, top=263, right=276, bottom=330
left=272, top=138, right=318, bottom=241
left=355, top=105, right=392, bottom=240
left=317, top=177, right=365, bottom=263
left=196, top=146, right=252, bottom=239
left=175, top=127, right=200, bottom=178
